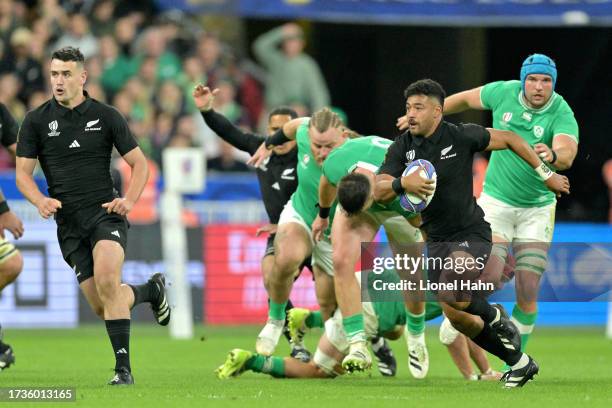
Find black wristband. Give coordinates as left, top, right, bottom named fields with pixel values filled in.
left=0, top=200, right=9, bottom=214
left=391, top=177, right=405, bottom=196
left=550, top=149, right=557, bottom=165
left=265, top=128, right=291, bottom=149
left=317, top=204, right=331, bottom=219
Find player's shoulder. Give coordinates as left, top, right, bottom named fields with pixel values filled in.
left=550, top=92, right=575, bottom=115
left=22, top=99, right=55, bottom=124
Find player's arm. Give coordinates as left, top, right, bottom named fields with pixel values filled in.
left=0, top=187, right=24, bottom=239
left=103, top=147, right=149, bottom=216
left=485, top=129, right=570, bottom=196
left=193, top=84, right=264, bottom=155
left=374, top=140, right=434, bottom=203
left=533, top=135, right=578, bottom=171
left=312, top=174, right=336, bottom=242
left=443, top=87, right=485, bottom=115
left=16, top=157, right=62, bottom=219
left=248, top=118, right=303, bottom=167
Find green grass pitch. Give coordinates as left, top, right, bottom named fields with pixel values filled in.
left=1, top=325, right=611, bottom=407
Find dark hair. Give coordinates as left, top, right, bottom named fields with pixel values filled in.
left=51, top=47, right=85, bottom=64
left=404, top=79, right=446, bottom=106
left=269, top=106, right=298, bottom=120
left=338, top=173, right=371, bottom=216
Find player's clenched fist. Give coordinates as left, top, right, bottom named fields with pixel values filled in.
left=36, top=197, right=62, bottom=219
left=102, top=198, right=134, bottom=216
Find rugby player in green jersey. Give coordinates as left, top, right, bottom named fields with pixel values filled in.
left=439, top=54, right=579, bottom=355
left=248, top=108, right=348, bottom=357
left=309, top=136, right=429, bottom=377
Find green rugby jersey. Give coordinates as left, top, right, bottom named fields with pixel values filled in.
left=322, top=136, right=418, bottom=220
left=290, top=118, right=337, bottom=227
left=480, top=80, right=579, bottom=207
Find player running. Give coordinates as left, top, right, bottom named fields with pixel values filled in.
left=309, top=136, right=429, bottom=377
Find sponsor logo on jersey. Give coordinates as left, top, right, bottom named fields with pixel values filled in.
left=441, top=145, right=457, bottom=160
left=502, top=112, right=513, bottom=122
left=48, top=120, right=60, bottom=137
left=271, top=182, right=280, bottom=190
left=534, top=125, right=544, bottom=138
left=85, top=118, right=102, bottom=131
left=522, top=112, right=532, bottom=122
left=281, top=167, right=295, bottom=180
left=406, top=150, right=415, bottom=161
left=111, top=230, right=121, bottom=238
left=69, top=140, right=80, bottom=148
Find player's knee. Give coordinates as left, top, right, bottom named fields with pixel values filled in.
left=91, top=304, right=105, bottom=319
left=0, top=251, right=23, bottom=284
left=331, top=253, right=352, bottom=277
left=439, top=317, right=460, bottom=345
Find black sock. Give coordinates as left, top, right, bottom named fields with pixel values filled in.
left=281, top=299, right=294, bottom=343
left=464, top=297, right=498, bottom=324
left=129, top=282, right=156, bottom=308
left=471, top=324, right=522, bottom=366
left=105, top=319, right=131, bottom=372
left=0, top=341, right=9, bottom=353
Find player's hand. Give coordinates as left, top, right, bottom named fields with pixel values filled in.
left=0, top=211, right=24, bottom=239
left=534, top=143, right=553, bottom=162
left=311, top=215, right=329, bottom=242
left=36, top=197, right=62, bottom=219
left=192, top=84, right=219, bottom=112
left=102, top=198, right=134, bottom=216
left=396, top=115, right=409, bottom=131
left=401, top=166, right=435, bottom=201
left=545, top=173, right=570, bottom=197
left=256, top=223, right=277, bottom=237
left=247, top=142, right=273, bottom=168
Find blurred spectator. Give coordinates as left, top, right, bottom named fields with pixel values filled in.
left=212, top=79, right=243, bottom=125
left=197, top=33, right=223, bottom=88
left=123, top=77, right=153, bottom=122
left=27, top=90, right=48, bottom=111
left=31, top=18, right=53, bottom=61
left=9, top=27, right=45, bottom=103
left=114, top=15, right=139, bottom=55
left=167, top=132, right=194, bottom=148
left=154, top=80, right=186, bottom=119
left=136, top=28, right=181, bottom=81
left=85, top=81, right=106, bottom=103
left=89, top=0, right=115, bottom=36
left=112, top=89, right=133, bottom=119
left=253, top=22, right=330, bottom=114
left=207, top=140, right=250, bottom=173
left=99, top=35, right=138, bottom=95
left=0, top=0, right=22, bottom=43
left=181, top=55, right=207, bottom=113
left=0, top=72, right=25, bottom=120
left=226, top=52, right=264, bottom=128
left=53, top=13, right=99, bottom=58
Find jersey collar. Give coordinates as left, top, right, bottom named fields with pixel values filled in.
left=518, top=90, right=557, bottom=114
left=52, top=91, right=93, bottom=117
left=410, top=121, right=444, bottom=146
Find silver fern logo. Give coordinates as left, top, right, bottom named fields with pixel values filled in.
left=48, top=120, right=60, bottom=137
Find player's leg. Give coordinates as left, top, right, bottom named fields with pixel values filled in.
left=92, top=239, right=134, bottom=385
left=330, top=210, right=377, bottom=372
left=385, top=215, right=429, bottom=378
left=257, top=218, right=312, bottom=355
left=0, top=240, right=22, bottom=371
left=466, top=337, right=502, bottom=380
left=511, top=203, right=555, bottom=352
left=261, top=237, right=308, bottom=361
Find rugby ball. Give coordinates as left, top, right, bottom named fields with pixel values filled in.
left=398, top=159, right=437, bottom=213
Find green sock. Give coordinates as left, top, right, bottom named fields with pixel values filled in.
left=305, top=311, right=323, bottom=328
left=268, top=300, right=287, bottom=321
left=343, top=313, right=365, bottom=343
left=246, top=354, right=286, bottom=378
left=406, top=309, right=426, bottom=335
left=511, top=305, right=537, bottom=351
